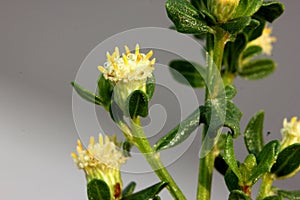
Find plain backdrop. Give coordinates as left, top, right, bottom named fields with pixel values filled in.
left=0, top=0, right=299, bottom=199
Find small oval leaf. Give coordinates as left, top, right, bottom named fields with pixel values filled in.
left=221, top=17, right=251, bottom=34
left=225, top=168, right=241, bottom=192
left=71, top=82, right=103, bottom=106
left=215, top=155, right=229, bottom=176
left=239, top=59, right=276, bottom=80
left=127, top=90, right=149, bottom=119
left=263, top=196, right=282, bottom=200
left=277, top=189, right=300, bottom=199
left=249, top=140, right=280, bottom=184
left=87, top=179, right=111, bottom=200
left=233, top=0, right=263, bottom=18
left=98, top=74, right=114, bottom=110
left=154, top=107, right=200, bottom=151
left=244, top=111, right=265, bottom=156
left=166, top=0, right=212, bottom=34
left=122, top=182, right=136, bottom=198
left=223, top=134, right=242, bottom=181
left=242, top=46, right=263, bottom=60
left=254, top=1, right=284, bottom=23
left=169, top=59, right=206, bottom=88
left=271, top=143, right=300, bottom=178
left=146, top=75, right=156, bottom=100
left=121, top=182, right=167, bottom=200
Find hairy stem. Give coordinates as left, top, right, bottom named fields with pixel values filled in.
left=197, top=29, right=229, bottom=200
left=130, top=117, right=186, bottom=200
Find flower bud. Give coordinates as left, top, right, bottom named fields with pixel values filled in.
left=71, top=134, right=128, bottom=199
left=98, top=44, right=155, bottom=113
left=208, top=0, right=240, bottom=23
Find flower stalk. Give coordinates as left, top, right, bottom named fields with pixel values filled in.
left=130, top=117, right=187, bottom=200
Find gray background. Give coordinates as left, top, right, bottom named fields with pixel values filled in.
left=0, top=0, right=299, bottom=199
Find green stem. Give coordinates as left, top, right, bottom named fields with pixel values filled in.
left=196, top=29, right=229, bottom=200
left=257, top=173, right=275, bottom=200
left=130, top=117, right=186, bottom=200
left=197, top=126, right=218, bottom=200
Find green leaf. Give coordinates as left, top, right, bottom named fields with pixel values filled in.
left=191, top=0, right=208, bottom=11
left=224, top=33, right=247, bottom=74
left=228, top=190, right=252, bottom=200
left=254, top=1, right=284, bottom=23
left=242, top=46, right=263, bottom=60
left=122, top=140, right=133, bottom=157
left=233, top=0, right=263, bottom=18
left=121, top=182, right=167, bottom=200
left=239, top=59, right=276, bottom=80
left=277, top=189, right=300, bottom=199
left=249, top=140, right=280, bottom=184
left=223, top=134, right=242, bottom=181
left=244, top=111, right=265, bottom=156
left=169, top=59, right=206, bottom=88
left=71, top=82, right=102, bottom=106
left=263, top=196, right=282, bottom=200
left=244, top=18, right=266, bottom=41
left=225, top=168, right=241, bottom=191
left=127, top=90, right=149, bottom=119
left=221, top=17, right=251, bottom=34
left=154, top=107, right=200, bottom=151
left=215, top=155, right=229, bottom=176
left=146, top=75, right=155, bottom=100
left=98, top=74, right=114, bottom=110
left=243, top=19, right=260, bottom=37
left=87, top=179, right=111, bottom=200
left=122, top=182, right=136, bottom=197
left=271, top=143, right=300, bottom=178
left=166, top=0, right=212, bottom=34
left=200, top=99, right=242, bottom=138
left=152, top=196, right=161, bottom=200
left=225, top=85, right=237, bottom=100
left=109, top=101, right=124, bottom=123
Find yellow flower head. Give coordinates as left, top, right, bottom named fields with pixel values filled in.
left=71, top=134, right=128, bottom=199
left=98, top=44, right=155, bottom=83
left=98, top=45, right=156, bottom=113
left=281, top=117, right=300, bottom=150
left=248, top=27, right=277, bottom=55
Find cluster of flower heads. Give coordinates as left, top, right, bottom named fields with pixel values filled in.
left=281, top=117, right=300, bottom=149
left=248, top=26, right=277, bottom=55
left=98, top=44, right=155, bottom=83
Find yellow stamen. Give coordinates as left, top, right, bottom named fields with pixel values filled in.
left=136, top=54, right=143, bottom=64
left=106, top=52, right=112, bottom=61
left=113, top=63, right=118, bottom=71
left=125, top=45, right=130, bottom=55
left=77, top=139, right=83, bottom=152
left=71, top=152, right=77, bottom=159
left=115, top=47, right=120, bottom=58
left=98, top=66, right=107, bottom=73
left=122, top=54, right=128, bottom=66
left=135, top=44, right=140, bottom=56
left=99, top=134, right=103, bottom=146
left=150, top=58, right=156, bottom=65
left=145, top=50, right=153, bottom=60
left=89, top=136, right=95, bottom=146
